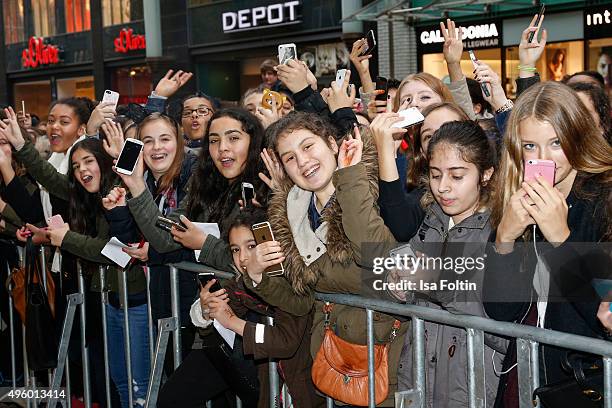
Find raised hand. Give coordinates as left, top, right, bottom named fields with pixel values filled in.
left=258, top=148, right=285, bottom=190
left=276, top=59, right=309, bottom=93
left=327, top=70, right=356, bottom=113
left=473, top=61, right=509, bottom=111
left=255, top=93, right=281, bottom=129
left=171, top=215, right=207, bottom=250
left=87, top=101, right=116, bottom=135
left=440, top=19, right=464, bottom=65
left=245, top=240, right=285, bottom=284
left=0, top=107, right=26, bottom=150
left=113, top=150, right=146, bottom=197
left=338, top=125, right=363, bottom=169
left=102, top=186, right=127, bottom=211
left=154, top=69, right=194, bottom=98
left=519, top=14, right=547, bottom=77
left=100, top=120, right=125, bottom=158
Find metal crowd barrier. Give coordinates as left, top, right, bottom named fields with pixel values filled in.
left=4, top=252, right=612, bottom=408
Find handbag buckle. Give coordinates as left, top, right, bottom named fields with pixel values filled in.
left=583, top=389, right=602, bottom=401
left=323, top=302, right=332, bottom=328
left=343, top=374, right=351, bottom=384
left=389, top=320, right=401, bottom=342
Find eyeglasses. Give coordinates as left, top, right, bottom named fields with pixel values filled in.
left=182, top=107, right=213, bottom=118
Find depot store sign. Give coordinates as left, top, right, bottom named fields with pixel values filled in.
left=21, top=37, right=61, bottom=68
left=417, top=21, right=501, bottom=53
left=222, top=1, right=301, bottom=33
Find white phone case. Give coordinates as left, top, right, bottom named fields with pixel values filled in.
left=391, top=107, right=425, bottom=129
left=336, top=69, right=347, bottom=88
left=102, top=90, right=120, bottom=110
left=115, top=138, right=143, bottom=176
left=278, top=43, right=297, bottom=65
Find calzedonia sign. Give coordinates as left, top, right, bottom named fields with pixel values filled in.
left=21, top=37, right=61, bottom=68
left=417, top=21, right=501, bottom=54
left=222, top=1, right=301, bottom=33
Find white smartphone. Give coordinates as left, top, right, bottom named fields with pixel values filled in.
left=391, top=107, right=425, bottom=130
left=278, top=43, right=297, bottom=65
left=115, top=138, right=144, bottom=175
left=102, top=89, right=120, bottom=110
left=335, top=69, right=347, bottom=88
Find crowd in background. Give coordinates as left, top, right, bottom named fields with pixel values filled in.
left=0, top=12, right=611, bottom=408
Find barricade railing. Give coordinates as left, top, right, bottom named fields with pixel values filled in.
left=4, top=252, right=612, bottom=408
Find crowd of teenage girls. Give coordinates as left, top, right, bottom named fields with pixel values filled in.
left=0, top=14, right=610, bottom=408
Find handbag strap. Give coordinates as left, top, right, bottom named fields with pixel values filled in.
left=322, top=302, right=401, bottom=343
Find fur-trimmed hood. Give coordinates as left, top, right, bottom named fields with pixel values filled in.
left=267, top=130, right=379, bottom=295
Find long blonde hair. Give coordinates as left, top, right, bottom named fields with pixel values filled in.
left=491, top=82, right=612, bottom=230
left=393, top=72, right=454, bottom=112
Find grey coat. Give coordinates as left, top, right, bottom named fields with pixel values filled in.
left=396, top=204, right=507, bottom=408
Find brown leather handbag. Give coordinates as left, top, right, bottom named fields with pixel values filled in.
left=311, top=303, right=400, bottom=406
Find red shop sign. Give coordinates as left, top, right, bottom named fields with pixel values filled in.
left=114, top=28, right=146, bottom=53
left=22, top=37, right=61, bottom=68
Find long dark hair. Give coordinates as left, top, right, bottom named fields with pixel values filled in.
left=67, top=138, right=118, bottom=235
left=568, top=82, right=612, bottom=145
left=186, top=107, right=267, bottom=223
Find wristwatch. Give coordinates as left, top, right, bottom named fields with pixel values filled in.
left=495, top=100, right=514, bottom=114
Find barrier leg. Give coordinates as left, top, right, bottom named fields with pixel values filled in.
left=119, top=269, right=134, bottom=408
left=517, top=338, right=534, bottom=408
left=77, top=262, right=92, bottom=408
left=99, top=267, right=112, bottom=407
left=144, top=317, right=177, bottom=408
left=604, top=357, right=612, bottom=408
left=366, top=309, right=376, bottom=408
left=48, top=293, right=82, bottom=408
left=65, top=356, right=72, bottom=408
left=466, top=328, right=485, bottom=408
left=267, top=316, right=279, bottom=408
left=326, top=397, right=333, bottom=408
left=236, top=395, right=243, bottom=408
left=6, top=262, right=17, bottom=390
left=22, top=325, right=32, bottom=408
left=145, top=267, right=155, bottom=371
left=529, top=341, right=540, bottom=408
left=169, top=266, right=182, bottom=369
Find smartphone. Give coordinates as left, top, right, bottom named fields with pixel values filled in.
left=251, top=221, right=284, bottom=277
left=21, top=101, right=26, bottom=115
left=102, top=90, right=120, bottom=111
left=391, top=107, right=425, bottom=130
left=241, top=182, right=255, bottom=209
left=115, top=138, right=143, bottom=175
left=362, top=30, right=376, bottom=56
left=47, top=214, right=64, bottom=229
left=198, top=272, right=223, bottom=293
left=524, top=159, right=555, bottom=186
left=468, top=50, right=491, bottom=98
left=278, top=43, right=297, bottom=65
left=528, top=4, right=545, bottom=43
left=375, top=76, right=389, bottom=102
left=156, top=216, right=187, bottom=233
left=336, top=69, right=348, bottom=88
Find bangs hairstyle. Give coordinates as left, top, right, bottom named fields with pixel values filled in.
left=136, top=112, right=184, bottom=194
left=266, top=111, right=338, bottom=154
left=421, top=120, right=497, bottom=210
left=68, top=138, right=118, bottom=235
left=186, top=107, right=267, bottom=222
left=393, top=72, right=453, bottom=112
left=408, top=102, right=470, bottom=188
left=492, top=81, right=612, bottom=228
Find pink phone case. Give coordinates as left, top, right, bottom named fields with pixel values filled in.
left=47, top=214, right=64, bottom=228
left=524, top=159, right=555, bottom=186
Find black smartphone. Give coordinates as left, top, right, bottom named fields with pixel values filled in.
left=156, top=216, right=187, bottom=232
left=198, top=272, right=223, bottom=293
left=362, top=30, right=376, bottom=56
left=241, top=182, right=255, bottom=209
left=375, top=76, right=389, bottom=102
left=115, top=138, right=143, bottom=175
left=528, top=4, right=545, bottom=43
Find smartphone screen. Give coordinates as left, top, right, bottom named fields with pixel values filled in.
left=528, top=4, right=545, bottom=43
left=242, top=182, right=255, bottom=208
left=362, top=30, right=376, bottom=56
left=115, top=139, right=143, bottom=175
left=375, top=76, right=388, bottom=102
left=198, top=273, right=223, bottom=293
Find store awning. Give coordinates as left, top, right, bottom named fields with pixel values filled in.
left=343, top=0, right=585, bottom=24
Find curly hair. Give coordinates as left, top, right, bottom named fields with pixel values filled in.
left=49, top=97, right=94, bottom=126
left=266, top=111, right=339, bottom=152
left=185, top=107, right=268, bottom=223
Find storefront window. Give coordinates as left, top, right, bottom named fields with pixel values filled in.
left=422, top=49, right=502, bottom=81
left=32, top=0, right=57, bottom=38
left=14, top=80, right=53, bottom=120
left=588, top=38, right=612, bottom=90
left=103, top=0, right=143, bottom=26
left=505, top=41, right=584, bottom=98
left=111, top=66, right=152, bottom=105
left=64, top=0, right=91, bottom=33
left=3, top=0, right=25, bottom=44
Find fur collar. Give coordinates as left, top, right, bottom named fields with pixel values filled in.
left=267, top=131, right=379, bottom=295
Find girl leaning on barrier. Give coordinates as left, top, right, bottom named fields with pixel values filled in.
left=238, top=109, right=409, bottom=407
left=483, top=81, right=612, bottom=407
left=340, top=117, right=507, bottom=407
left=0, top=109, right=151, bottom=408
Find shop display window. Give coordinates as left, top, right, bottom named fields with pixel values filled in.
left=3, top=0, right=25, bottom=44
left=103, top=0, right=143, bottom=27
left=505, top=40, right=584, bottom=98
left=588, top=38, right=612, bottom=90
left=111, top=66, right=152, bottom=105
left=64, top=0, right=91, bottom=33
left=57, top=76, right=95, bottom=100
left=422, top=49, right=502, bottom=81
left=14, top=80, right=53, bottom=120
left=32, top=0, right=57, bottom=38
